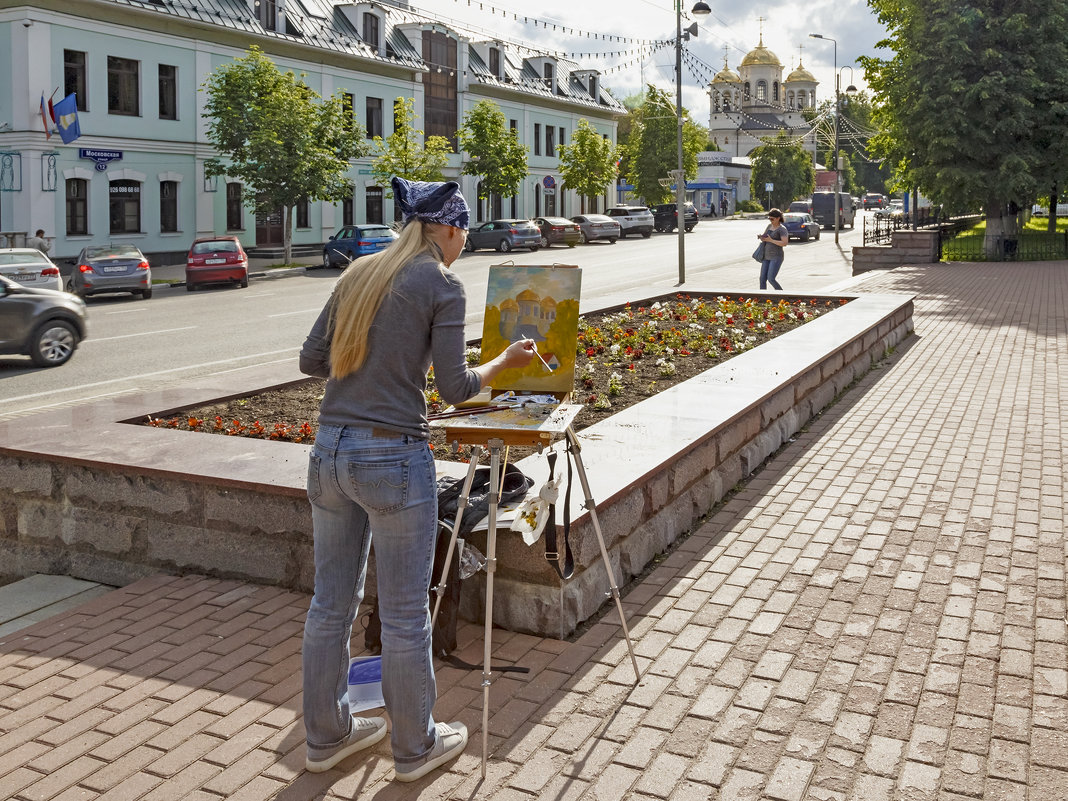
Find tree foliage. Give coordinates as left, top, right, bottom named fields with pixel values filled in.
left=457, top=100, right=528, bottom=200
left=202, top=47, right=366, bottom=262
left=369, top=97, right=452, bottom=192
left=860, top=0, right=1068, bottom=240
left=623, top=85, right=706, bottom=205
left=749, top=133, right=816, bottom=209
left=557, top=119, right=619, bottom=213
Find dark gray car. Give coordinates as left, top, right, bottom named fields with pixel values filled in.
left=69, top=244, right=152, bottom=299
left=0, top=275, right=88, bottom=367
left=464, top=219, right=542, bottom=253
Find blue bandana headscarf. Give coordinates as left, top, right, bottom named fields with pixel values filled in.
left=391, top=177, right=470, bottom=230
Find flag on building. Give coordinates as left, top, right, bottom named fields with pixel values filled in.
left=39, top=93, right=52, bottom=139
left=52, top=93, right=81, bottom=144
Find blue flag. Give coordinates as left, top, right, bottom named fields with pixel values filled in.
left=52, top=93, right=81, bottom=144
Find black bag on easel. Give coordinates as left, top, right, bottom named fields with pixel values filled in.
left=363, top=463, right=533, bottom=668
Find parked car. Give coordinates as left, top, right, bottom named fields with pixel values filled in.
left=605, top=206, right=654, bottom=238
left=68, top=244, right=152, bottom=300
left=782, top=212, right=821, bottom=242
left=0, top=274, right=88, bottom=367
left=0, top=248, right=63, bottom=293
left=875, top=200, right=905, bottom=219
left=533, top=216, right=581, bottom=247
left=650, top=202, right=698, bottom=233
left=810, top=191, right=856, bottom=229
left=862, top=192, right=886, bottom=210
left=788, top=200, right=812, bottom=214
left=185, top=237, right=249, bottom=291
left=464, top=219, right=542, bottom=253
left=570, top=214, right=620, bottom=244
left=322, top=224, right=398, bottom=267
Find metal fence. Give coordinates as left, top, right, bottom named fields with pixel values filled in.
left=940, top=230, right=1068, bottom=262
left=862, top=207, right=942, bottom=245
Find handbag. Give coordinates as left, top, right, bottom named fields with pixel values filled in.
left=752, top=241, right=766, bottom=262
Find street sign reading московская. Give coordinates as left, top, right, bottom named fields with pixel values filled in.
left=79, top=149, right=123, bottom=171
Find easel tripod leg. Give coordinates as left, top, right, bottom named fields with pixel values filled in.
left=480, top=438, right=503, bottom=777
left=431, top=446, right=483, bottom=630
left=565, top=428, right=642, bottom=681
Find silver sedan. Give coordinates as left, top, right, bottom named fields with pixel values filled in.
left=571, top=214, right=621, bottom=244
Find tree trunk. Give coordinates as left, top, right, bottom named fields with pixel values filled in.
left=984, top=199, right=1019, bottom=260
left=283, top=205, right=293, bottom=265
left=1049, top=181, right=1058, bottom=234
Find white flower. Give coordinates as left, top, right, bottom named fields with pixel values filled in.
left=651, top=301, right=662, bottom=310
left=666, top=347, right=674, bottom=356
left=609, top=343, right=620, bottom=355
left=689, top=323, right=703, bottom=331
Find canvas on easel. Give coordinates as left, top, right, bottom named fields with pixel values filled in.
left=479, top=264, right=581, bottom=394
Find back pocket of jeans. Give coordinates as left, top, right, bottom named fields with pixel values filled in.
left=307, top=453, right=322, bottom=502
left=346, top=459, right=409, bottom=513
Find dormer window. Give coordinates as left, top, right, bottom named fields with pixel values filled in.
left=363, top=12, right=380, bottom=50
left=589, top=75, right=598, bottom=100
left=543, top=62, right=554, bottom=88
left=489, top=46, right=501, bottom=77
left=257, top=0, right=277, bottom=31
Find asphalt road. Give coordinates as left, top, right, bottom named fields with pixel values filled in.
left=0, top=215, right=866, bottom=421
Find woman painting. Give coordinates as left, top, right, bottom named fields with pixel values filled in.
left=758, top=208, right=788, bottom=290
left=299, top=177, right=535, bottom=781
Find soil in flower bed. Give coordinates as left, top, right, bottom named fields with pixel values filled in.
left=144, top=295, right=848, bottom=462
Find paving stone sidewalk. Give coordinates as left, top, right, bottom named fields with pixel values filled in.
left=1, top=261, right=1065, bottom=801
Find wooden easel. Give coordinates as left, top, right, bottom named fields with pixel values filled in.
left=430, top=404, right=641, bottom=777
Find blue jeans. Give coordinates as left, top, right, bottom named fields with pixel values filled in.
left=760, top=258, right=783, bottom=290
left=302, top=423, right=439, bottom=766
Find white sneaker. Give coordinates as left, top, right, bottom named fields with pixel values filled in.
left=305, top=716, right=387, bottom=773
left=394, top=721, right=468, bottom=782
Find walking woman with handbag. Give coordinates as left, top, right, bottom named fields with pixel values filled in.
left=758, top=208, right=788, bottom=290
left=299, top=177, right=535, bottom=782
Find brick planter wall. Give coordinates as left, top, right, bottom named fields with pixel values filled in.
left=853, top=230, right=940, bottom=275
left=0, top=290, right=913, bottom=638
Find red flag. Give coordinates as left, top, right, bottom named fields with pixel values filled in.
left=40, top=94, right=52, bottom=139
left=48, top=96, right=55, bottom=123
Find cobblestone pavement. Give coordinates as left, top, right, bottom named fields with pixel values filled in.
left=1, top=262, right=1065, bottom=800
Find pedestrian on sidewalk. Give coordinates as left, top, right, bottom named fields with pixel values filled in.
left=298, top=177, right=535, bottom=781
left=25, top=229, right=50, bottom=254
left=758, top=208, right=788, bottom=290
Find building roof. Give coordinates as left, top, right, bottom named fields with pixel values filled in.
left=786, top=61, right=817, bottom=83
left=739, top=35, right=782, bottom=68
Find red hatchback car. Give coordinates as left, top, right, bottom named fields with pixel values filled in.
left=185, top=237, right=249, bottom=291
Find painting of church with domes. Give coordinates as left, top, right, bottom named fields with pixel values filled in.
left=480, top=265, right=582, bottom=393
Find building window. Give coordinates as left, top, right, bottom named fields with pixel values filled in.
left=589, top=75, right=598, bottom=101
left=226, top=183, right=243, bottom=230
left=510, top=119, right=517, bottom=134
left=393, top=98, right=404, bottom=133
left=773, top=81, right=779, bottom=103
left=534, top=123, right=541, bottom=156
left=66, top=178, right=88, bottom=236
left=342, top=196, right=354, bottom=226
left=366, top=186, right=383, bottom=225
left=64, top=50, right=87, bottom=111
left=543, top=62, right=554, bottom=88
left=362, top=12, right=380, bottom=49
left=160, top=180, right=178, bottom=233
left=546, top=126, right=555, bottom=158
left=109, top=180, right=141, bottom=234
left=366, top=97, right=383, bottom=139
left=108, top=56, right=140, bottom=116
left=258, top=0, right=276, bottom=31
left=559, top=127, right=565, bottom=149
left=296, top=198, right=310, bottom=229
left=341, top=93, right=355, bottom=132
left=744, top=82, right=751, bottom=100
left=489, top=47, right=500, bottom=77
left=158, top=64, right=177, bottom=120
left=422, top=31, right=458, bottom=149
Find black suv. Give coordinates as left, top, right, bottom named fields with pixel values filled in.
left=651, top=202, right=698, bottom=233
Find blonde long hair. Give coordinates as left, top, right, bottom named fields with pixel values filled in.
left=328, top=219, right=444, bottom=379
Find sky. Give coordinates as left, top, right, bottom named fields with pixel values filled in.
left=396, top=0, right=891, bottom=120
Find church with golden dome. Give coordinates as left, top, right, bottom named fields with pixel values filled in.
left=707, top=32, right=820, bottom=161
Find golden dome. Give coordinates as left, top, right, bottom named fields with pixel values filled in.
left=516, top=288, right=540, bottom=302
left=739, top=35, right=782, bottom=68
left=712, top=58, right=741, bottom=84
left=786, top=60, right=817, bottom=83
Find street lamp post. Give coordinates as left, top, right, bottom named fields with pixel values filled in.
left=809, top=33, right=841, bottom=244
left=674, top=0, right=710, bottom=284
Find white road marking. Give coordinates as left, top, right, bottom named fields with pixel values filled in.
left=104, top=308, right=150, bottom=315
left=268, top=309, right=322, bottom=318
left=1, top=348, right=299, bottom=404
left=86, top=326, right=197, bottom=343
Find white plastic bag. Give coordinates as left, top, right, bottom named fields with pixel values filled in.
left=347, top=655, right=384, bottom=713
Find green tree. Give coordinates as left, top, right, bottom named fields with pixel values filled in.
left=624, top=85, right=706, bottom=205
left=861, top=0, right=1068, bottom=251
left=557, top=119, right=619, bottom=213
left=457, top=100, right=528, bottom=203
left=370, top=97, right=452, bottom=192
left=749, top=133, right=815, bottom=209
left=202, top=46, right=366, bottom=263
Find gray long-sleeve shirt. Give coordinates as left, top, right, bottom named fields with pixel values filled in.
left=299, top=253, right=482, bottom=439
